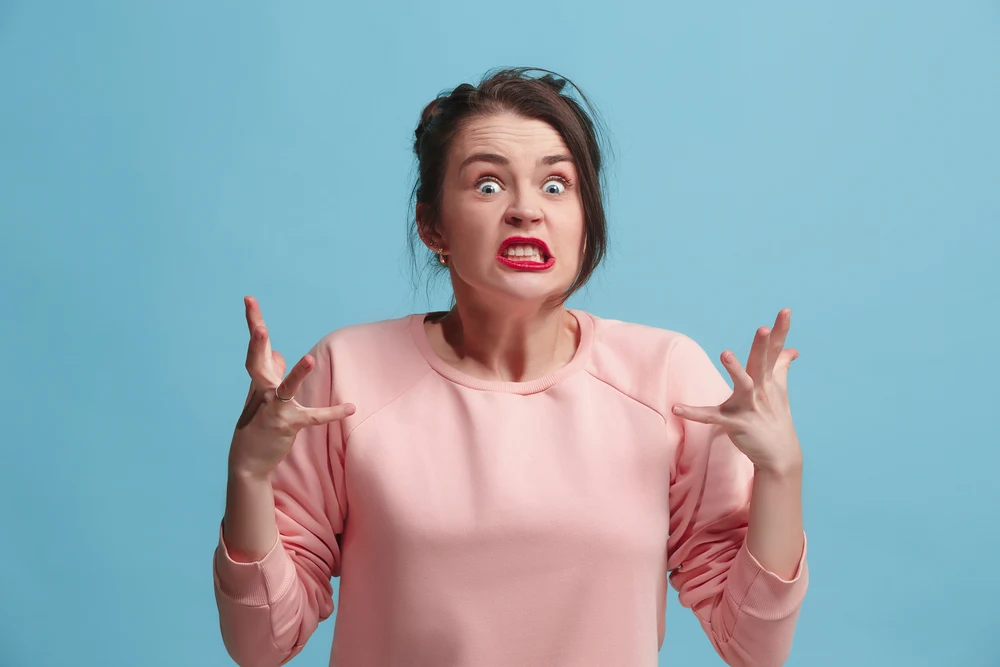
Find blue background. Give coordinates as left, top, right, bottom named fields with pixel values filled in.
left=2, top=1, right=997, bottom=665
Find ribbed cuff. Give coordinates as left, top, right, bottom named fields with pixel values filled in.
left=213, top=522, right=297, bottom=606
left=724, top=532, right=808, bottom=620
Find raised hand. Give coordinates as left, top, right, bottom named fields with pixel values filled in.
left=229, top=296, right=355, bottom=479
left=671, top=308, right=802, bottom=475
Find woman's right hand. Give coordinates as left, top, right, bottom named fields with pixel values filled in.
left=229, top=295, right=355, bottom=479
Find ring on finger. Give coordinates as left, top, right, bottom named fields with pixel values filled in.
left=274, top=386, right=294, bottom=402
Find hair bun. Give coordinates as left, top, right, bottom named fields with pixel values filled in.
left=415, top=97, right=444, bottom=148
left=537, top=73, right=568, bottom=94
left=420, top=98, right=443, bottom=126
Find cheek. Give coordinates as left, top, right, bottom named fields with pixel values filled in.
left=564, top=201, right=587, bottom=252
left=441, top=198, right=499, bottom=250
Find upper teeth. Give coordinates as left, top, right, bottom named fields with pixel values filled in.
left=504, top=244, right=544, bottom=260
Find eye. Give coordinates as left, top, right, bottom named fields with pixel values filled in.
left=476, top=178, right=502, bottom=195
left=542, top=178, right=567, bottom=195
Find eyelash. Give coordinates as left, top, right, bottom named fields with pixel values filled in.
left=474, top=174, right=574, bottom=191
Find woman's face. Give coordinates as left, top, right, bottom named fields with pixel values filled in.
left=425, top=113, right=585, bottom=308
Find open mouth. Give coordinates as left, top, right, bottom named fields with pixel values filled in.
left=496, top=236, right=555, bottom=270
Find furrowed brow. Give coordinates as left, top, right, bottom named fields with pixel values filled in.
left=541, top=154, right=573, bottom=166
left=459, top=153, right=510, bottom=171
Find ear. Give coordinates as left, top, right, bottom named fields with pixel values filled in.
left=416, top=202, right=447, bottom=251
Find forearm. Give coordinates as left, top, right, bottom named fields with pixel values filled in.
left=214, top=454, right=316, bottom=667
left=222, top=462, right=279, bottom=563
left=745, top=462, right=804, bottom=580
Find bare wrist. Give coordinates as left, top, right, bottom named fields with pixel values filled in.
left=227, top=457, right=273, bottom=484
left=753, top=457, right=803, bottom=481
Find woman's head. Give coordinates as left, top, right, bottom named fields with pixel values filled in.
left=411, top=67, right=608, bottom=309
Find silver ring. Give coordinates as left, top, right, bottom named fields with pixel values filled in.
left=274, top=386, right=294, bottom=402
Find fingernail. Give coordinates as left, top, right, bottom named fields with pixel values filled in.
left=346, top=404, right=356, bottom=415
left=672, top=405, right=684, bottom=415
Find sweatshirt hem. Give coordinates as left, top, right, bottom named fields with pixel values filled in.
left=725, top=532, right=808, bottom=620
left=214, top=522, right=297, bottom=607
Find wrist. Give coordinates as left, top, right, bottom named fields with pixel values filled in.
left=227, top=457, right=273, bottom=484
left=753, top=456, right=803, bottom=480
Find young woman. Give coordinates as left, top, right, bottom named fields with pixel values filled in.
left=213, top=68, right=808, bottom=667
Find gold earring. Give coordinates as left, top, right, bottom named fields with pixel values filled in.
left=434, top=247, right=448, bottom=265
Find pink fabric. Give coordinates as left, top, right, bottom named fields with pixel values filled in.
left=213, top=311, right=808, bottom=667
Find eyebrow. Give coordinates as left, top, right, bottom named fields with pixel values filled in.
left=458, top=153, right=574, bottom=171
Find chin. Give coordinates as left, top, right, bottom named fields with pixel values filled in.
left=453, top=262, right=576, bottom=308
left=488, top=274, right=572, bottom=305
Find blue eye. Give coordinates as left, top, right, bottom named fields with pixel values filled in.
left=478, top=180, right=501, bottom=195
left=543, top=179, right=565, bottom=195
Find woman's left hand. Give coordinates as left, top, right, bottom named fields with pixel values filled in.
left=672, top=308, right=803, bottom=475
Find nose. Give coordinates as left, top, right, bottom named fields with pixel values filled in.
left=504, top=197, right=543, bottom=227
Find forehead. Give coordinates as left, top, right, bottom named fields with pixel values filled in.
left=452, top=114, right=571, bottom=163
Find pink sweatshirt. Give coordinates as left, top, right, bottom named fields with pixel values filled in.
left=213, top=311, right=808, bottom=667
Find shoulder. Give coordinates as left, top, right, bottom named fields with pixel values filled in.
left=309, top=314, right=432, bottom=415
left=582, top=312, right=726, bottom=415
left=586, top=311, right=700, bottom=373
left=315, top=315, right=414, bottom=355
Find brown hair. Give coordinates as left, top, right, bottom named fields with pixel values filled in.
left=409, top=67, right=611, bottom=300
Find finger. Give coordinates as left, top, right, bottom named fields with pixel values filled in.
left=766, top=309, right=792, bottom=373
left=773, top=348, right=799, bottom=386
left=276, top=353, right=317, bottom=400
left=721, top=350, right=755, bottom=396
left=271, top=349, right=287, bottom=378
left=245, top=324, right=270, bottom=380
left=300, top=402, right=357, bottom=427
left=246, top=296, right=275, bottom=364
left=746, top=325, right=770, bottom=382
left=671, top=403, right=724, bottom=425
left=244, top=296, right=268, bottom=336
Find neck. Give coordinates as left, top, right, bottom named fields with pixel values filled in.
left=430, top=294, right=579, bottom=383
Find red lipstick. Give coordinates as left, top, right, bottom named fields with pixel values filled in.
left=496, top=236, right=556, bottom=271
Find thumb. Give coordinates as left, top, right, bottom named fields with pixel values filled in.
left=302, top=402, right=356, bottom=427
left=671, top=403, right=723, bottom=425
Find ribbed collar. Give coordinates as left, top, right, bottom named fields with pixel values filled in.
left=408, top=309, right=594, bottom=395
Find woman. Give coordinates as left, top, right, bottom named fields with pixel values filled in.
left=213, top=68, right=808, bottom=667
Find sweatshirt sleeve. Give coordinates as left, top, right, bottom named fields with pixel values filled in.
left=665, top=334, right=808, bottom=667
left=212, top=338, right=348, bottom=667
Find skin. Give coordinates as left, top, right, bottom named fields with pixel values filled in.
left=420, top=113, right=805, bottom=578
left=673, top=309, right=805, bottom=578
left=417, top=114, right=585, bottom=383
left=223, top=296, right=356, bottom=562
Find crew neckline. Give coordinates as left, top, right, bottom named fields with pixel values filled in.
left=408, top=309, right=594, bottom=395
